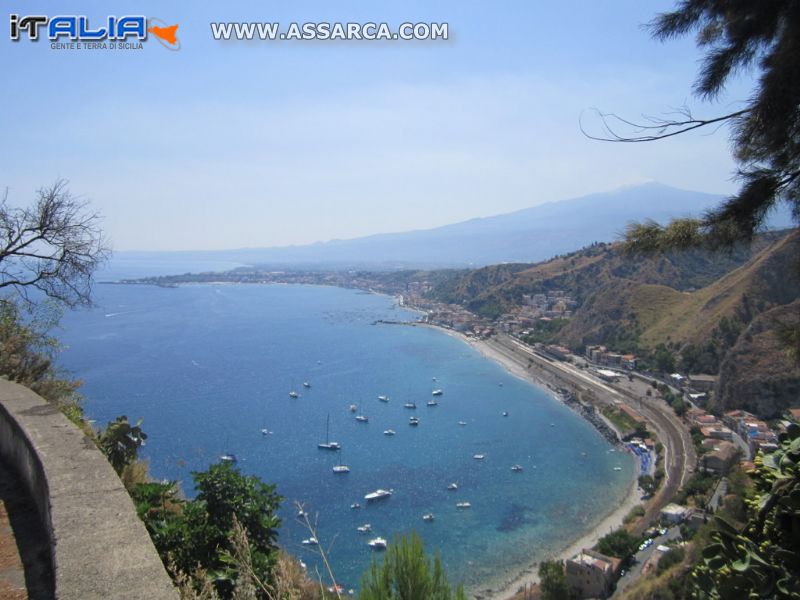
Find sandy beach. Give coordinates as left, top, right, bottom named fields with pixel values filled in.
left=421, top=324, right=643, bottom=600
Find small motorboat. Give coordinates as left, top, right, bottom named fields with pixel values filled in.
left=473, top=454, right=486, bottom=460
left=502, top=411, right=509, bottom=417
left=427, top=399, right=438, bottom=406
left=511, top=464, right=523, bottom=472
left=355, top=415, right=369, bottom=423
left=378, top=395, right=389, bottom=402
left=350, top=503, right=361, bottom=510
left=364, top=489, right=393, bottom=502
left=333, top=464, right=350, bottom=473
left=357, top=524, right=372, bottom=533
left=422, top=513, right=434, bottom=522
left=383, top=429, right=396, bottom=436
left=458, top=421, right=467, bottom=426
left=456, top=502, right=472, bottom=509
left=289, top=391, right=299, bottom=399
left=220, top=453, right=237, bottom=463
left=403, top=402, right=417, bottom=409
left=409, top=417, right=420, bottom=426
left=447, top=483, right=458, bottom=491
left=368, top=537, right=388, bottom=550
left=301, top=537, right=319, bottom=546
left=432, top=389, right=443, bottom=396
left=303, top=382, right=311, bottom=388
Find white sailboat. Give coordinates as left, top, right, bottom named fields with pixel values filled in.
left=318, top=414, right=341, bottom=450
left=332, top=448, right=350, bottom=473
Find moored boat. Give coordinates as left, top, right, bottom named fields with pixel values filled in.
left=368, top=537, right=388, bottom=550
left=364, top=489, right=393, bottom=502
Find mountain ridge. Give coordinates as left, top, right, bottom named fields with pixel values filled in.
left=120, top=182, right=761, bottom=268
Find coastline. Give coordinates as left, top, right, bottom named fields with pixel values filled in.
left=415, top=323, right=642, bottom=600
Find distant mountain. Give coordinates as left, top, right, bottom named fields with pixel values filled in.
left=117, top=182, right=793, bottom=270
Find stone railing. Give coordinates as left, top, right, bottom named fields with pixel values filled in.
left=0, top=378, right=177, bottom=599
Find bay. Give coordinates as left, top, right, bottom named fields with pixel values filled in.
left=57, top=281, right=634, bottom=593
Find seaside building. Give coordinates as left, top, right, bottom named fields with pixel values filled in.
left=688, top=374, right=717, bottom=393
left=699, top=425, right=734, bottom=441
left=544, top=344, right=571, bottom=361
left=660, top=503, right=689, bottom=524
left=595, top=368, right=621, bottom=382
left=585, top=345, right=636, bottom=369
left=702, top=441, right=739, bottom=474
left=565, top=549, right=621, bottom=599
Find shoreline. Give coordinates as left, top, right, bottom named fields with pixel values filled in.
left=411, top=323, right=642, bottom=600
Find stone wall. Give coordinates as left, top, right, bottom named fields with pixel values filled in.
left=0, top=378, right=177, bottom=599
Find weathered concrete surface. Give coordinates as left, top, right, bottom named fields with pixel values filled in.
left=0, top=457, right=52, bottom=599
left=0, top=378, right=177, bottom=599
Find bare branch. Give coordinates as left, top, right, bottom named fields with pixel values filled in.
left=580, top=107, right=750, bottom=143
left=0, top=180, right=110, bottom=307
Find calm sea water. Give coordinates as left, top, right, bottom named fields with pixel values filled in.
left=57, top=281, right=633, bottom=593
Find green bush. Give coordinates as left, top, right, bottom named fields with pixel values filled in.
left=133, top=461, right=282, bottom=598
left=656, top=547, right=686, bottom=575
left=539, top=560, right=578, bottom=600
left=359, top=532, right=466, bottom=600
left=596, top=528, right=641, bottom=560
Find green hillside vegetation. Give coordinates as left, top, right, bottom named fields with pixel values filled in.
left=639, top=232, right=800, bottom=348
left=427, top=236, right=766, bottom=323
left=425, top=230, right=799, bottom=416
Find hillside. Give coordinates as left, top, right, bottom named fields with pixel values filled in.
left=429, top=237, right=763, bottom=321
left=712, top=300, right=800, bottom=417
left=425, top=229, right=800, bottom=417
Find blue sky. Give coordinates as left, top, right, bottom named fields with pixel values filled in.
left=1, top=1, right=754, bottom=251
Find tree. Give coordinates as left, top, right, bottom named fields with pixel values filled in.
left=359, top=532, right=466, bottom=600
left=639, top=474, right=657, bottom=496
left=134, top=461, right=283, bottom=599
left=584, top=1, right=800, bottom=251
left=539, top=560, right=577, bottom=600
left=97, top=415, right=147, bottom=474
left=596, top=528, right=641, bottom=561
left=654, top=343, right=676, bottom=373
left=0, top=180, right=109, bottom=307
left=0, top=298, right=80, bottom=407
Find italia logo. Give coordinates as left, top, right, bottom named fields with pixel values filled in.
left=9, top=14, right=180, bottom=50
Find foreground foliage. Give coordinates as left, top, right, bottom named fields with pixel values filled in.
left=538, top=560, right=577, bottom=600
left=132, top=462, right=282, bottom=599
left=0, top=299, right=81, bottom=409
left=691, top=425, right=800, bottom=598
left=359, top=532, right=466, bottom=600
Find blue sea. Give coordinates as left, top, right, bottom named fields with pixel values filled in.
left=56, top=278, right=633, bottom=594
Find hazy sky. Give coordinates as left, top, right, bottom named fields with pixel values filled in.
left=2, top=1, right=754, bottom=251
